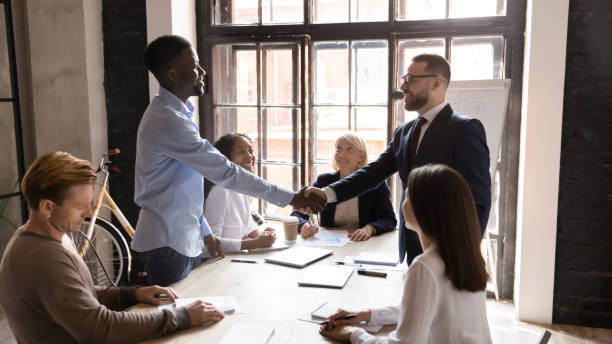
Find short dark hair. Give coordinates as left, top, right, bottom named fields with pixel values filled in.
left=412, top=54, right=451, bottom=86
left=143, top=35, right=191, bottom=80
left=21, top=151, right=96, bottom=211
left=204, top=133, right=253, bottom=200
left=407, top=164, right=488, bottom=292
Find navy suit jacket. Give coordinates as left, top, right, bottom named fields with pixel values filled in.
left=328, top=104, right=491, bottom=265
left=291, top=172, right=397, bottom=234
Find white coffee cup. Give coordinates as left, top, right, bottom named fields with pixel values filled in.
left=282, top=216, right=299, bottom=242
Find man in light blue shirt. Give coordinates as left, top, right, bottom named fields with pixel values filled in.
left=132, top=35, right=325, bottom=286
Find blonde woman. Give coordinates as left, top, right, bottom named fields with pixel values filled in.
left=292, top=132, right=396, bottom=241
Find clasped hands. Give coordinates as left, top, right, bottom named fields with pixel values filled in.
left=290, top=186, right=327, bottom=214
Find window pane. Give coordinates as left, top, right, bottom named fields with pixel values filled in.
left=262, top=107, right=301, bottom=162
left=449, top=0, right=506, bottom=18
left=313, top=0, right=349, bottom=23
left=314, top=41, right=349, bottom=104
left=0, top=6, right=12, bottom=98
left=215, top=0, right=258, bottom=25
left=397, top=39, right=446, bottom=88
left=261, top=164, right=300, bottom=217
left=397, top=0, right=445, bottom=21
left=214, top=107, right=260, bottom=159
left=395, top=100, right=418, bottom=128
left=0, top=103, right=22, bottom=245
left=351, top=40, right=388, bottom=105
left=314, top=106, right=348, bottom=160
left=353, top=107, right=387, bottom=160
left=312, top=162, right=335, bottom=180
left=262, top=0, right=304, bottom=24
left=451, top=36, right=504, bottom=80
left=351, top=0, right=388, bottom=22
left=213, top=44, right=257, bottom=105
left=262, top=45, right=300, bottom=105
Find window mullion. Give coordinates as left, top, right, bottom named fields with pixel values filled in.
left=348, top=40, right=353, bottom=130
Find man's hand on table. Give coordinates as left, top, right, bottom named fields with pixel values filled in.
left=134, top=285, right=179, bottom=306
left=186, top=300, right=225, bottom=326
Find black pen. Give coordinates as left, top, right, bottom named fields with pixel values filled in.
left=231, top=258, right=258, bottom=264
left=357, top=269, right=387, bottom=278
left=320, top=313, right=357, bottom=325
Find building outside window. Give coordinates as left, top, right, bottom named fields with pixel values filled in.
left=199, top=0, right=525, bottom=298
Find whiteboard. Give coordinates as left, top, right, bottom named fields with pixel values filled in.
left=446, top=79, right=511, bottom=176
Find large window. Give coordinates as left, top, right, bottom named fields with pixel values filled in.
left=0, top=0, right=25, bottom=257
left=199, top=0, right=525, bottom=298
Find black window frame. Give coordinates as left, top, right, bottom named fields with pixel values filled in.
left=197, top=0, right=526, bottom=299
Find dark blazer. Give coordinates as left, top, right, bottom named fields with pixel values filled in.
left=328, top=104, right=491, bottom=265
left=291, top=171, right=397, bottom=235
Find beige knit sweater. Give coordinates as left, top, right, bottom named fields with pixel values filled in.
left=0, top=229, right=190, bottom=343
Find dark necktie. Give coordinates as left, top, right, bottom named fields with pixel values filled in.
left=407, top=116, right=427, bottom=166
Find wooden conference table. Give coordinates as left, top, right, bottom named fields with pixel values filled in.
left=133, top=225, right=406, bottom=343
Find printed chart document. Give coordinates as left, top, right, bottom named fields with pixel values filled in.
left=157, top=295, right=242, bottom=314
left=265, top=246, right=333, bottom=268
left=354, top=252, right=399, bottom=266
left=298, top=265, right=354, bottom=288
left=303, top=228, right=351, bottom=247
left=219, top=323, right=275, bottom=344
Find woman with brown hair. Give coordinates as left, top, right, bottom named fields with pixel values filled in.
left=320, top=164, right=492, bottom=343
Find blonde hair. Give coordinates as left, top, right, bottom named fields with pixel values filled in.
left=21, top=151, right=96, bottom=210
left=332, top=131, right=368, bottom=171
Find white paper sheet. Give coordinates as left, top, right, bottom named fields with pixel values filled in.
left=157, top=295, right=242, bottom=314
left=340, top=256, right=405, bottom=272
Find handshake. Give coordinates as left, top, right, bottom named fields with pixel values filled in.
left=289, top=187, right=327, bottom=214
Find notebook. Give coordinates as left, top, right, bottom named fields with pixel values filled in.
left=298, top=265, right=354, bottom=288
left=354, top=252, right=399, bottom=266
left=311, top=302, right=342, bottom=319
left=219, top=323, right=275, bottom=344
left=264, top=246, right=333, bottom=268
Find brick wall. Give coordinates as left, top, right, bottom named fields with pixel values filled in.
left=102, top=0, right=148, bottom=230
left=554, top=0, right=612, bottom=328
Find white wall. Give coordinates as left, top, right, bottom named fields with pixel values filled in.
left=24, top=0, right=107, bottom=162
left=145, top=0, right=199, bottom=125
left=514, top=0, right=569, bottom=323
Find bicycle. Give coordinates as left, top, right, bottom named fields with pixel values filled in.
left=68, top=150, right=134, bottom=288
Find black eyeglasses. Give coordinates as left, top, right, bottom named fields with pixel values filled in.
left=401, top=74, right=438, bottom=85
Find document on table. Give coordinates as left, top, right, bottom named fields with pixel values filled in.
left=297, top=301, right=383, bottom=333
left=157, top=295, right=242, bottom=314
left=303, top=228, right=351, bottom=247
left=341, top=256, right=405, bottom=272
left=219, top=323, right=275, bottom=344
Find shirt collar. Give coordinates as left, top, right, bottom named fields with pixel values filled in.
left=419, top=100, right=448, bottom=123
left=158, top=87, right=195, bottom=119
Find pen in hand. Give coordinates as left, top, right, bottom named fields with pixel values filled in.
left=319, top=313, right=357, bottom=325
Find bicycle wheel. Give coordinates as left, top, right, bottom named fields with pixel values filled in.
left=68, top=218, right=131, bottom=287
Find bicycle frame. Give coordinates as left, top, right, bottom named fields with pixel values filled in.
left=80, top=154, right=135, bottom=255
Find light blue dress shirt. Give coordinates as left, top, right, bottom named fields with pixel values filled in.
left=132, top=88, right=294, bottom=257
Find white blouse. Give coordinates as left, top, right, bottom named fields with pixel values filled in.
left=351, top=245, right=492, bottom=344
left=203, top=186, right=259, bottom=253
left=333, top=196, right=360, bottom=230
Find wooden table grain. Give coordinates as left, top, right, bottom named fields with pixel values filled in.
left=133, top=226, right=404, bottom=343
